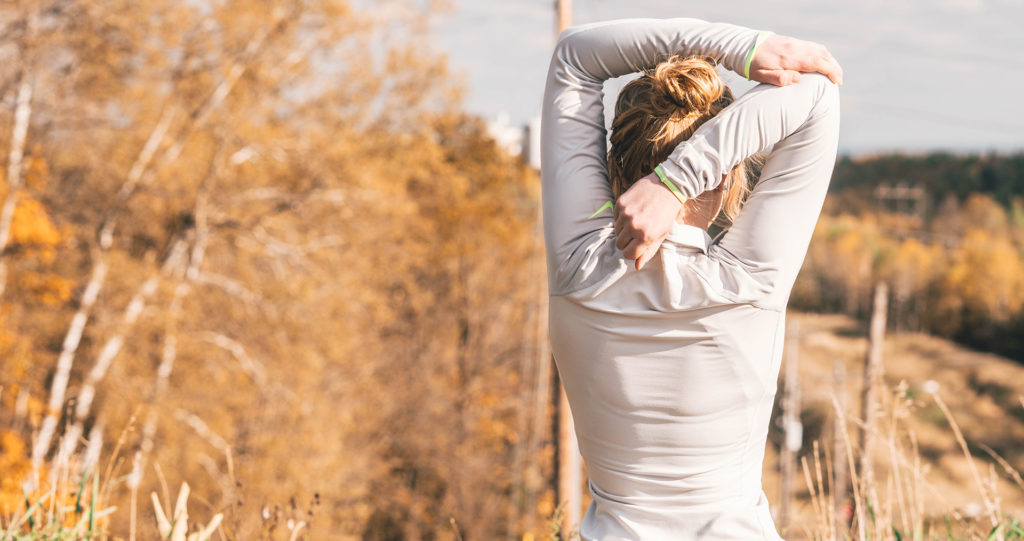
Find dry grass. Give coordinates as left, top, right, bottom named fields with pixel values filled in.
left=0, top=425, right=321, bottom=541
left=792, top=384, right=1024, bottom=540
left=548, top=312, right=1024, bottom=540
left=7, top=311, right=1024, bottom=539
left=0, top=462, right=114, bottom=540
left=765, top=312, right=1024, bottom=540
left=0, top=449, right=222, bottom=541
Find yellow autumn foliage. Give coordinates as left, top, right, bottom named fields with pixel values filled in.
left=881, top=237, right=943, bottom=301
left=943, top=228, right=1024, bottom=321
left=0, top=429, right=31, bottom=515
left=9, top=196, right=61, bottom=248
left=797, top=193, right=1024, bottom=353
left=0, top=1, right=553, bottom=539
left=13, top=271, right=73, bottom=306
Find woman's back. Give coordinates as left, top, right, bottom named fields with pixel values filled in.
left=541, top=18, right=840, bottom=540
left=551, top=229, right=786, bottom=539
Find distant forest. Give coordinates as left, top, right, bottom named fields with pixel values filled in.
left=793, top=152, right=1024, bottom=361
left=830, top=152, right=1024, bottom=213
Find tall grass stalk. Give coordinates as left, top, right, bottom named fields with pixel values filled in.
left=794, top=384, right=1024, bottom=541
left=1, top=462, right=116, bottom=541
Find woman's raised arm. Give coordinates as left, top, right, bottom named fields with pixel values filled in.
left=652, top=74, right=840, bottom=309
left=541, top=18, right=764, bottom=294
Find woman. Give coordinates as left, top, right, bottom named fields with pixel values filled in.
left=541, top=18, right=842, bottom=540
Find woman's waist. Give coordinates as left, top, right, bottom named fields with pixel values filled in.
left=580, top=486, right=781, bottom=541
left=586, top=468, right=764, bottom=511
left=580, top=438, right=765, bottom=506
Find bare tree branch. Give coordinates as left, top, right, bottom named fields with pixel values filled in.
left=97, top=108, right=176, bottom=250
left=172, top=408, right=230, bottom=454
left=193, top=271, right=263, bottom=306
left=201, top=332, right=267, bottom=386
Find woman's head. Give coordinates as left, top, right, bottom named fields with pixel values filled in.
left=607, top=55, right=755, bottom=225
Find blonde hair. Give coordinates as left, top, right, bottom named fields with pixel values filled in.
left=608, top=55, right=758, bottom=225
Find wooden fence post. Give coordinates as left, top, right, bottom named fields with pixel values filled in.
left=859, top=282, right=888, bottom=511
left=833, top=360, right=850, bottom=533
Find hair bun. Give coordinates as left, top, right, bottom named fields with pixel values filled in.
left=650, top=56, right=724, bottom=116
left=607, top=54, right=738, bottom=202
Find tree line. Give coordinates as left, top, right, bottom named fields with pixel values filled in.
left=830, top=152, right=1024, bottom=211
left=793, top=153, right=1024, bottom=361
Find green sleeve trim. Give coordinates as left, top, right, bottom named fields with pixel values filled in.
left=654, top=166, right=687, bottom=205
left=587, top=200, right=614, bottom=219
left=587, top=165, right=686, bottom=219
left=744, top=31, right=772, bottom=80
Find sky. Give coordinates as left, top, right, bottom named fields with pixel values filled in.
left=433, top=0, right=1024, bottom=155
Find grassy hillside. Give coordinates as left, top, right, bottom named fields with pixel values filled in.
left=761, top=311, right=1024, bottom=540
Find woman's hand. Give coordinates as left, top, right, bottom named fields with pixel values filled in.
left=615, top=33, right=842, bottom=269
left=749, top=35, right=843, bottom=87
left=614, top=173, right=683, bottom=270
left=614, top=178, right=723, bottom=269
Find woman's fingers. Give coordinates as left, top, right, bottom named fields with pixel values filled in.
left=808, top=49, right=843, bottom=85
left=750, top=34, right=844, bottom=86
left=614, top=173, right=681, bottom=265
left=754, top=68, right=802, bottom=86
left=614, top=214, right=634, bottom=250
left=824, top=53, right=844, bottom=85
left=615, top=231, right=628, bottom=252
left=635, top=249, right=652, bottom=271
left=621, top=237, right=656, bottom=270
left=620, top=236, right=642, bottom=260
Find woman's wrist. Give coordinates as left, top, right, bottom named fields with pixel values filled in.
left=743, top=31, right=774, bottom=80
left=654, top=166, right=688, bottom=206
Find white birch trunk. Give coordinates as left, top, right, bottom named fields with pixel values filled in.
left=41, top=9, right=298, bottom=476
left=33, top=259, right=107, bottom=466
left=132, top=177, right=211, bottom=487
left=130, top=280, right=187, bottom=490
left=33, top=103, right=181, bottom=466
left=56, top=241, right=187, bottom=466
left=158, top=16, right=284, bottom=165
left=173, top=408, right=230, bottom=454
left=43, top=34, right=259, bottom=462
left=0, top=61, right=35, bottom=298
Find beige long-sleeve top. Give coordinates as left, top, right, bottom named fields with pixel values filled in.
left=541, top=18, right=840, bottom=540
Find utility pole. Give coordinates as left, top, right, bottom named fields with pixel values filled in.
left=557, top=0, right=572, bottom=36
left=553, top=2, right=582, bottom=537
left=555, top=374, right=580, bottom=536
left=778, top=320, right=802, bottom=530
